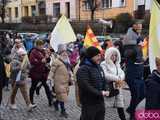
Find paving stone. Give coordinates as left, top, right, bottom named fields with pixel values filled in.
left=1, top=85, right=133, bottom=120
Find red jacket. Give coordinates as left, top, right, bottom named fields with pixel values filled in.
left=29, top=48, right=49, bottom=80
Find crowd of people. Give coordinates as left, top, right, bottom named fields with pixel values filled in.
left=0, top=21, right=160, bottom=120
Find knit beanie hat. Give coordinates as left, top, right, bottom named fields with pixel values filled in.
left=57, top=44, right=67, bottom=55
left=86, top=46, right=100, bottom=59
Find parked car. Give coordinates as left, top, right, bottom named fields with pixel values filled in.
left=18, top=32, right=39, bottom=42
left=37, top=33, right=49, bottom=41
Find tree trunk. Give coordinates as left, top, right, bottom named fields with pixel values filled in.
left=91, top=10, right=95, bottom=21
left=1, top=8, right=5, bottom=23
left=1, top=0, right=6, bottom=23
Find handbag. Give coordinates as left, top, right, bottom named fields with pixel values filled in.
left=107, top=66, right=120, bottom=97
left=107, top=81, right=119, bottom=97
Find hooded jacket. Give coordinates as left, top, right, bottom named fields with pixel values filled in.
left=101, top=47, right=125, bottom=107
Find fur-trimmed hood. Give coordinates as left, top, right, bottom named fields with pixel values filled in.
left=104, top=47, right=121, bottom=67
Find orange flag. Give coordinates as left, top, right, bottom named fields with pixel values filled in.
left=84, top=26, right=102, bottom=51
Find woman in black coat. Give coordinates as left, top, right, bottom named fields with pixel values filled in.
left=0, top=54, right=6, bottom=104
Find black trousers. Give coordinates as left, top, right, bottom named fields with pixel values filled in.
left=126, top=80, right=145, bottom=119
left=81, top=103, right=105, bottom=120
left=0, top=81, right=2, bottom=105
left=29, top=79, right=52, bottom=104
left=117, top=108, right=126, bottom=120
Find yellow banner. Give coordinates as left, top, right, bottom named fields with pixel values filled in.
left=149, top=0, right=160, bottom=71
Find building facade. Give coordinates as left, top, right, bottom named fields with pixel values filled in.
left=79, top=0, right=135, bottom=20
left=21, top=0, right=38, bottom=17
left=5, top=0, right=22, bottom=23
left=134, top=0, right=151, bottom=19
left=46, top=0, right=77, bottom=21
left=4, top=0, right=152, bottom=23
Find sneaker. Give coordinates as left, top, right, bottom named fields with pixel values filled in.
left=60, top=111, right=68, bottom=118
left=10, top=104, right=18, bottom=110
left=27, top=104, right=37, bottom=111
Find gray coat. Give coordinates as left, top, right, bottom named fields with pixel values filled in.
left=123, top=27, right=139, bottom=46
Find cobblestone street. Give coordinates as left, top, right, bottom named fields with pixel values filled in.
left=0, top=83, right=135, bottom=120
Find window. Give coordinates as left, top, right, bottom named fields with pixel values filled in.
left=136, top=5, right=145, bottom=19
left=112, top=0, right=125, bottom=8
left=120, top=0, right=125, bottom=6
left=24, top=6, right=29, bottom=16
left=83, top=1, right=90, bottom=10
left=101, top=0, right=112, bottom=8
left=8, top=8, right=12, bottom=17
left=31, top=6, right=36, bottom=16
left=53, top=3, right=60, bottom=18
left=15, top=7, right=18, bottom=18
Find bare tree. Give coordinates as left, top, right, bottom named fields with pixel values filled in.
left=0, top=0, right=8, bottom=23
left=87, top=0, right=100, bottom=20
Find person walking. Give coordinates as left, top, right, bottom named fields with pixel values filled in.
left=48, top=44, right=72, bottom=118
left=76, top=46, right=109, bottom=120
left=29, top=40, right=52, bottom=106
left=10, top=48, right=36, bottom=111
left=101, top=47, right=126, bottom=120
